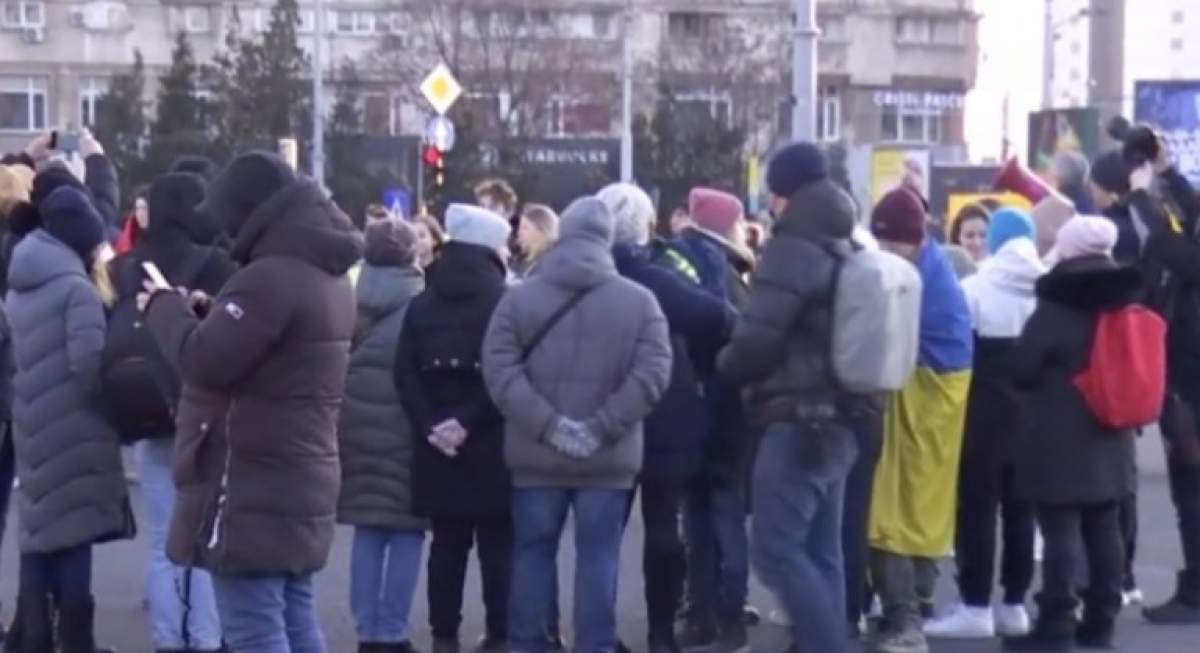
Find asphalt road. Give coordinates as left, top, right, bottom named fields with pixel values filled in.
left=1, top=467, right=1197, bottom=652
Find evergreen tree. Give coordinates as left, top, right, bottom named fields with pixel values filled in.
left=635, top=83, right=746, bottom=228
left=94, top=49, right=149, bottom=204
left=210, top=0, right=309, bottom=163
left=147, top=31, right=213, bottom=174
left=326, top=60, right=373, bottom=225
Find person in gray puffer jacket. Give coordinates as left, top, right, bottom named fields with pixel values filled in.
left=337, top=217, right=428, bottom=651
left=483, top=196, right=672, bottom=653
left=7, top=186, right=130, bottom=653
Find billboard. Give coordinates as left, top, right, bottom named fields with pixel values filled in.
left=1027, top=108, right=1102, bottom=177
left=1135, top=80, right=1200, bottom=186
left=870, top=148, right=930, bottom=205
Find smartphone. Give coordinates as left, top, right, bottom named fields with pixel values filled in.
left=48, top=130, right=58, bottom=150
left=141, top=261, right=170, bottom=289
left=58, top=131, right=80, bottom=153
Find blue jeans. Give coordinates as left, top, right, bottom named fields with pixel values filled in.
left=752, top=421, right=857, bottom=653
left=684, top=477, right=749, bottom=626
left=510, top=487, right=631, bottom=653
left=350, top=526, right=424, bottom=644
left=139, top=438, right=222, bottom=650
left=213, top=573, right=326, bottom=653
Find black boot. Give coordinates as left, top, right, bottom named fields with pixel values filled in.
left=1003, top=611, right=1076, bottom=652
left=8, top=593, right=53, bottom=653
left=1075, top=618, right=1114, bottom=650
left=56, top=597, right=115, bottom=653
left=1143, top=569, right=1200, bottom=625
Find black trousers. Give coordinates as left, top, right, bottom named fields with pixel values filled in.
left=1119, top=492, right=1139, bottom=591
left=641, top=478, right=688, bottom=644
left=1169, top=460, right=1200, bottom=593
left=1036, top=502, right=1124, bottom=623
left=956, top=463, right=1036, bottom=607
left=841, top=406, right=883, bottom=624
left=19, top=543, right=93, bottom=603
left=428, top=516, right=513, bottom=640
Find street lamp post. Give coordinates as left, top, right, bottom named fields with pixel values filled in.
left=791, top=0, right=818, bottom=142
left=312, top=0, right=326, bottom=188
left=619, top=1, right=634, bottom=183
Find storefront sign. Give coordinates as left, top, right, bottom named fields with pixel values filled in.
left=522, top=145, right=611, bottom=166
left=873, top=90, right=965, bottom=111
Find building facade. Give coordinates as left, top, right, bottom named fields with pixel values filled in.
left=0, top=0, right=979, bottom=164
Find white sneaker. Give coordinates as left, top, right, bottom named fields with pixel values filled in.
left=995, top=603, right=1031, bottom=636
left=1123, top=588, right=1145, bottom=606
left=923, top=603, right=995, bottom=639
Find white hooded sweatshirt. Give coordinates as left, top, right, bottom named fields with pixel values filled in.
left=960, top=237, right=1047, bottom=338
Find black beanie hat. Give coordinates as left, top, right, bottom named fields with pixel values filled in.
left=1090, top=149, right=1132, bottom=197
left=199, top=151, right=296, bottom=238
left=148, top=172, right=208, bottom=240
left=31, top=163, right=87, bottom=210
left=41, top=187, right=106, bottom=263
left=170, top=155, right=220, bottom=181
left=767, top=142, right=830, bottom=198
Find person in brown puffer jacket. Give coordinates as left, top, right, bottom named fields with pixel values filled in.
left=142, top=151, right=363, bottom=653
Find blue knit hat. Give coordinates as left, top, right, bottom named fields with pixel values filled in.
left=41, top=186, right=106, bottom=263
left=766, top=142, right=829, bottom=198
left=986, top=207, right=1035, bottom=255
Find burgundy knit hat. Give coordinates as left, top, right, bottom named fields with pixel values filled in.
left=688, top=187, right=744, bottom=238
left=871, top=187, right=927, bottom=247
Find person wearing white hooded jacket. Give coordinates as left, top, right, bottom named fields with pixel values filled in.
left=927, top=208, right=1047, bottom=640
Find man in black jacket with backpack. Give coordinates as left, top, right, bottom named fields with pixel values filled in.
left=107, top=171, right=236, bottom=653
left=1107, top=137, right=1200, bottom=626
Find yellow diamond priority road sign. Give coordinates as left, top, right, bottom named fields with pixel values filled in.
left=420, top=63, right=463, bottom=115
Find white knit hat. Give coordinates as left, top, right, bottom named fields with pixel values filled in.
left=1055, top=215, right=1118, bottom=261
left=446, top=203, right=511, bottom=252
left=595, top=182, right=654, bottom=245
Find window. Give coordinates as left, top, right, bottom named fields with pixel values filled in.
left=1069, top=40, right=1081, bottom=54
left=0, top=76, right=48, bottom=132
left=183, top=6, right=209, bottom=33
left=816, top=86, right=841, bottom=142
left=881, top=106, right=942, bottom=144
left=675, top=90, right=732, bottom=127
left=459, top=93, right=503, bottom=134
left=1171, top=38, right=1185, bottom=52
left=2, top=1, right=43, bottom=28
left=931, top=18, right=961, bottom=45
left=667, top=12, right=712, bottom=39
left=471, top=10, right=491, bottom=37
left=818, top=14, right=846, bottom=41
left=335, top=10, right=376, bottom=35
left=79, top=76, right=108, bottom=127
left=546, top=95, right=612, bottom=137
left=590, top=10, right=613, bottom=39
left=895, top=16, right=931, bottom=43
left=1172, top=10, right=1185, bottom=24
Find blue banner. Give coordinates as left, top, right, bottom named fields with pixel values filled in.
left=1134, top=80, right=1200, bottom=186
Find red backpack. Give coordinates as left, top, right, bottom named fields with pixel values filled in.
left=1073, top=305, right=1167, bottom=430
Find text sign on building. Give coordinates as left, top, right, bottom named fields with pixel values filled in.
left=873, top=90, right=965, bottom=111
left=420, top=63, right=463, bottom=116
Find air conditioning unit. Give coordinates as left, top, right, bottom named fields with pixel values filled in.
left=70, top=9, right=86, bottom=27
left=21, top=27, right=44, bottom=44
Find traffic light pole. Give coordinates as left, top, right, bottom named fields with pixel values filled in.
left=416, top=144, right=425, bottom=214
left=312, top=0, right=326, bottom=189
left=791, top=0, right=818, bottom=142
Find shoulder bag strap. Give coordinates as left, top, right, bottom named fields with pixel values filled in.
left=521, top=284, right=600, bottom=362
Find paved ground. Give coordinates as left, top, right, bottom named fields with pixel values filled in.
left=1, top=465, right=1197, bottom=652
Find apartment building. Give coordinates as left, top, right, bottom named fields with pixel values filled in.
left=0, top=0, right=979, bottom=158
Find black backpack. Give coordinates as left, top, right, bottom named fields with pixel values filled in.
left=101, top=252, right=210, bottom=444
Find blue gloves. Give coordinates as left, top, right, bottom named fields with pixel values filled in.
left=547, top=417, right=602, bottom=459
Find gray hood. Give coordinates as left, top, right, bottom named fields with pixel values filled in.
left=534, top=197, right=619, bottom=291
left=7, top=230, right=88, bottom=293
left=355, top=264, right=424, bottom=318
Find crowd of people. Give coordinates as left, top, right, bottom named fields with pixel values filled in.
left=0, top=123, right=1197, bottom=653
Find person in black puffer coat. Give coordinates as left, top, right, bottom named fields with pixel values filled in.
left=111, top=171, right=236, bottom=653
left=395, top=204, right=513, bottom=653
left=603, top=186, right=733, bottom=652
left=1006, top=217, right=1139, bottom=651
